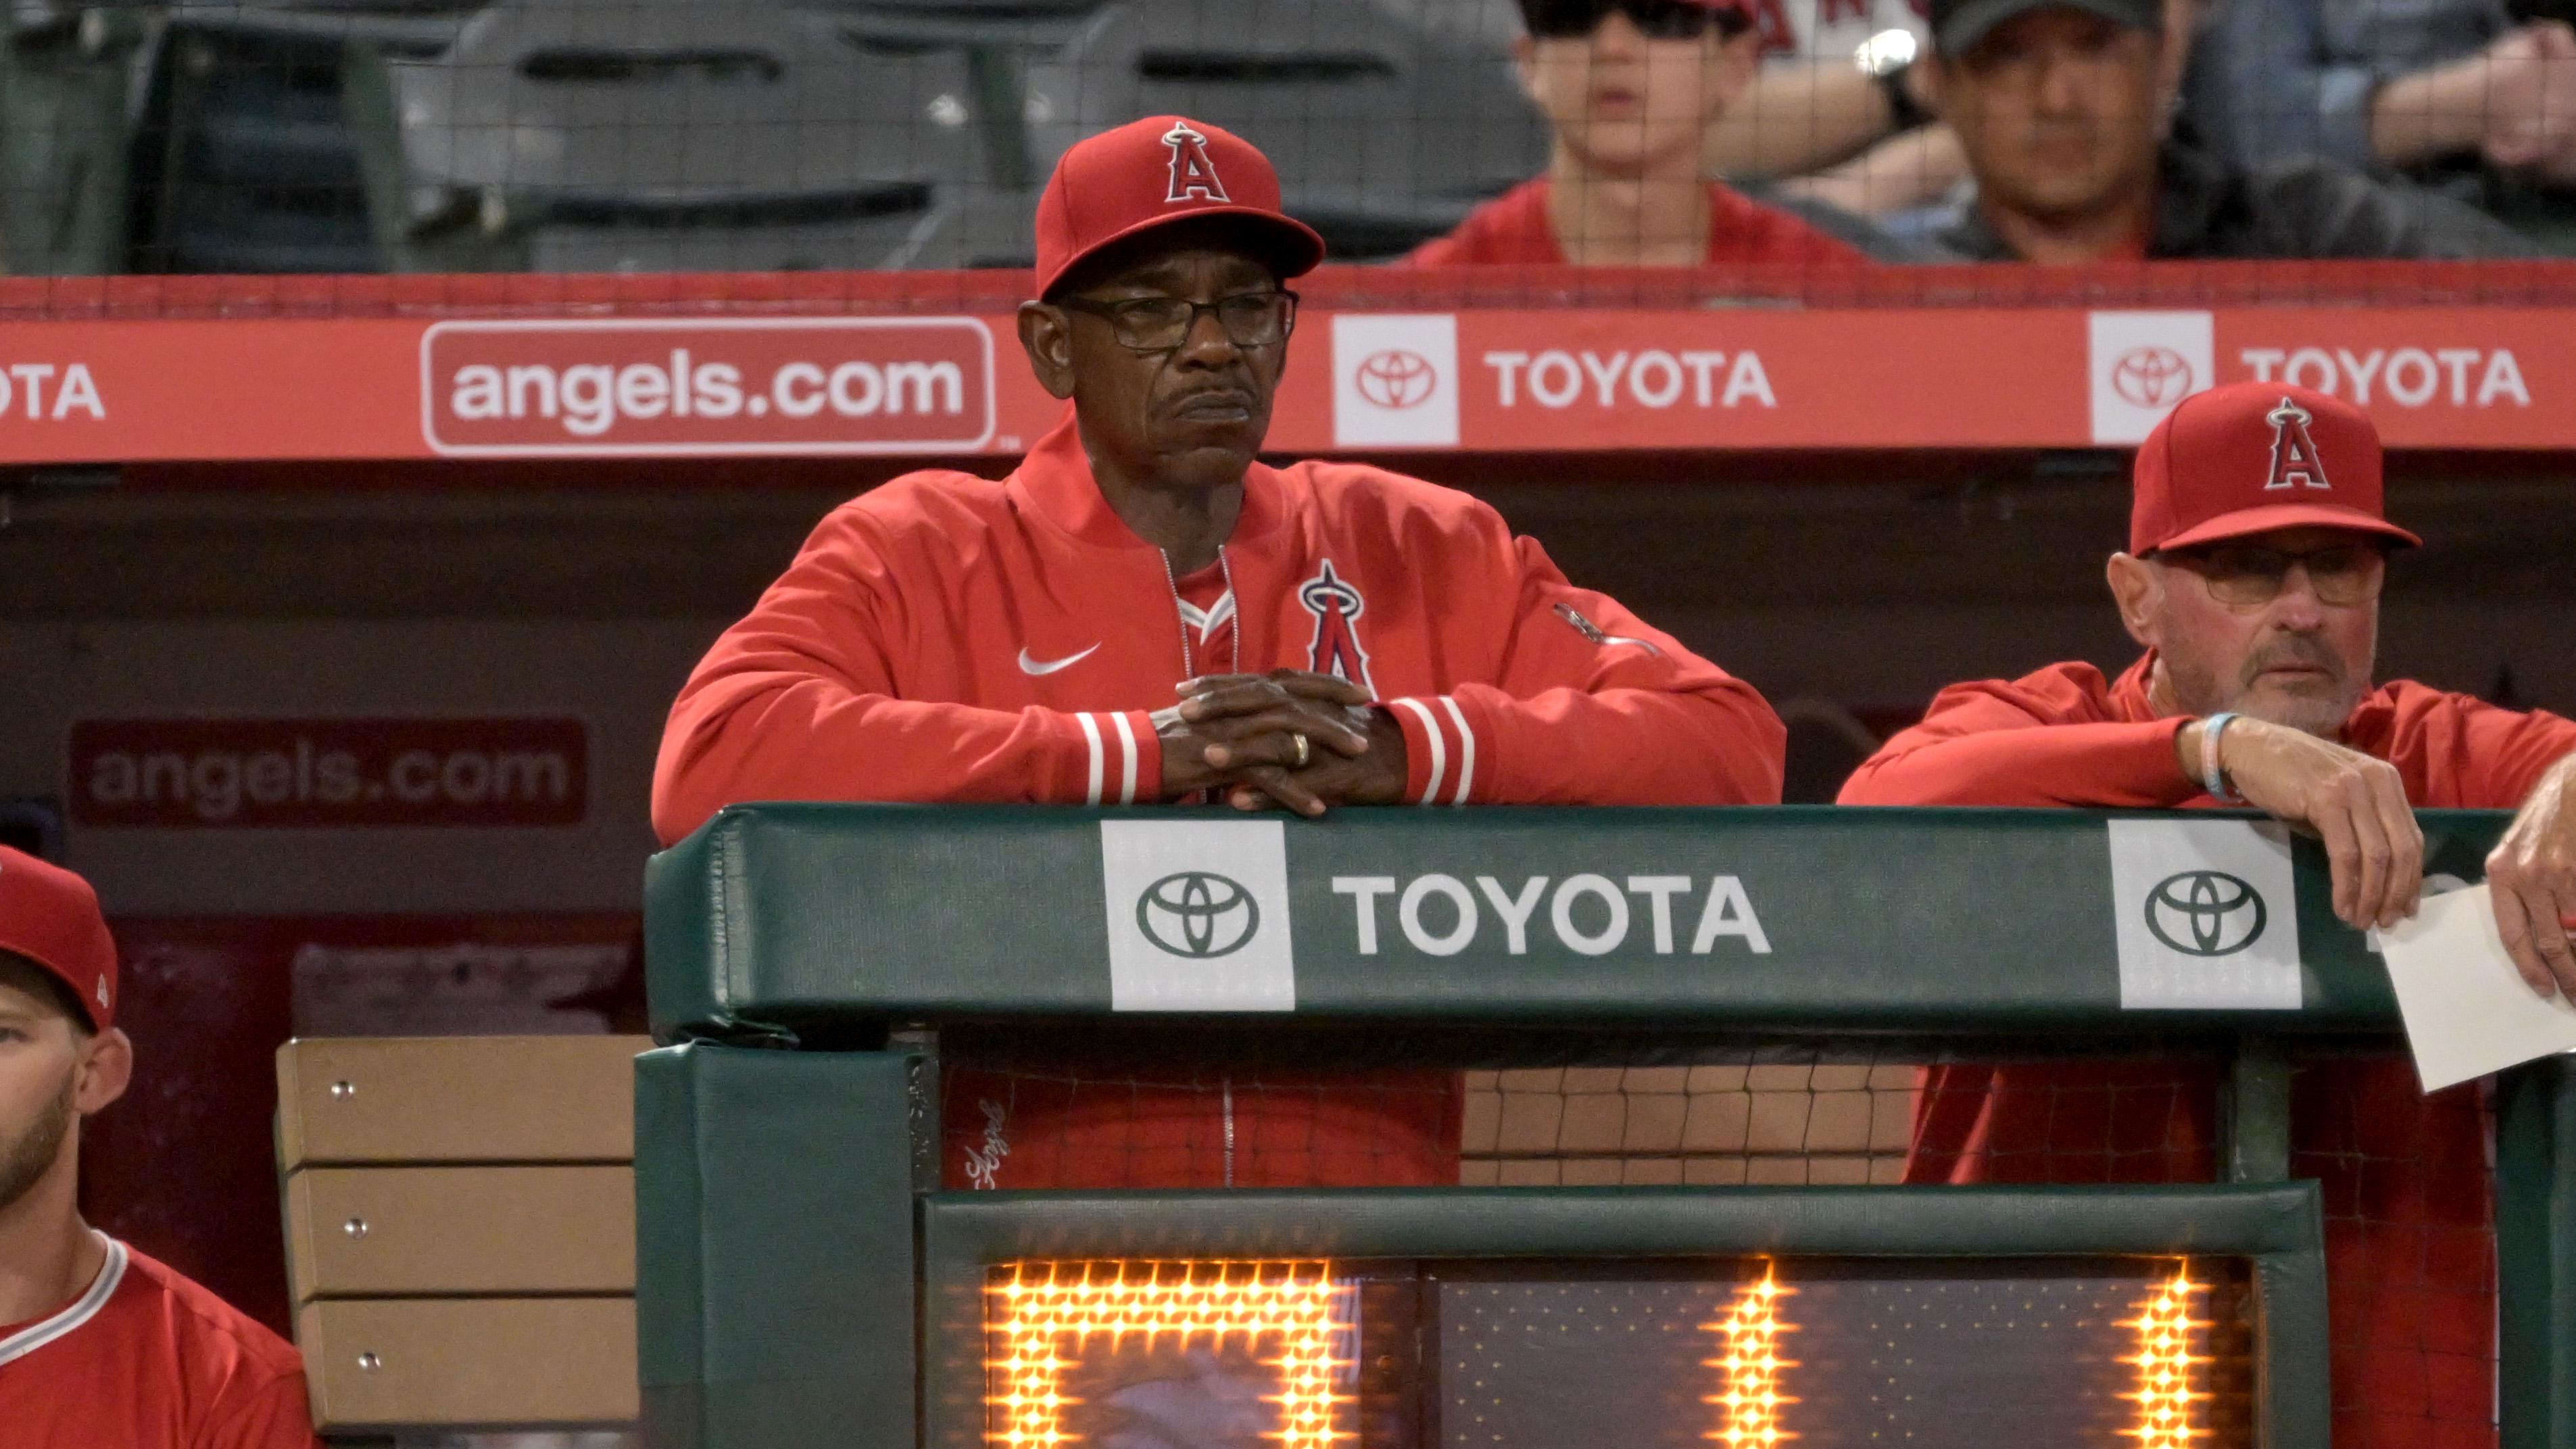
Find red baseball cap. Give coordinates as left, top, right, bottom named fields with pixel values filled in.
left=0, top=846, right=116, bottom=1031
left=2131, top=381, right=2421, bottom=554
left=1033, top=115, right=1326, bottom=300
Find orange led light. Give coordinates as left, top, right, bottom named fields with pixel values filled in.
left=2119, top=1266, right=2211, bottom=1448
left=1702, top=1266, right=1799, bottom=1448
left=986, top=1260, right=1353, bottom=1449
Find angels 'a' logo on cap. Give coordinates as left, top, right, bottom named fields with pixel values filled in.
left=1161, top=121, right=1229, bottom=204
left=2263, top=396, right=2331, bottom=492
left=95, top=976, right=107, bottom=1009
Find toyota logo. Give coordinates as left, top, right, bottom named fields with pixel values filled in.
left=1136, top=870, right=1261, bottom=958
left=1353, top=349, right=1438, bottom=409
left=2144, top=870, right=2268, bottom=956
left=2111, top=346, right=2195, bottom=408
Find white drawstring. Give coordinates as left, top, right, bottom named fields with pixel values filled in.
left=1157, top=544, right=1242, bottom=682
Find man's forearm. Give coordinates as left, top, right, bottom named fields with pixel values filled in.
left=2370, top=57, right=2493, bottom=168
left=1781, top=124, right=1966, bottom=218
left=1840, top=719, right=2197, bottom=807
left=1705, top=63, right=1896, bottom=181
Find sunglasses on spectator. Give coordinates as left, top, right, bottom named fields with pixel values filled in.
left=2160, top=542, right=2387, bottom=609
left=1059, top=289, right=1300, bottom=352
left=1523, top=0, right=1754, bottom=41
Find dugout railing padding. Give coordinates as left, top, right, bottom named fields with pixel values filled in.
left=635, top=803, right=2576, bottom=1449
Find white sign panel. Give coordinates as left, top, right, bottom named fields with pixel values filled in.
left=1100, top=819, right=1296, bottom=1012
left=2089, top=310, right=2214, bottom=444
left=1332, top=313, right=1459, bottom=448
left=2379, top=882, right=2576, bottom=1091
left=2106, top=817, right=2302, bottom=1009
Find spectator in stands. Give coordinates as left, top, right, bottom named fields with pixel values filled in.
left=1841, top=381, right=2576, bottom=1443
left=1409, top=0, right=1872, bottom=263
left=656, top=116, right=1785, bottom=1189
left=1920, top=0, right=2541, bottom=258
left=0, top=847, right=318, bottom=1448
left=2186, top=0, right=2576, bottom=227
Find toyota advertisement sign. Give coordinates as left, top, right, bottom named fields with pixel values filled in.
left=421, top=316, right=997, bottom=456
left=0, top=300, right=2558, bottom=465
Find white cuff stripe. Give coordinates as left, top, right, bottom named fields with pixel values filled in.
left=1438, top=695, right=1475, bottom=806
left=1392, top=697, right=1444, bottom=806
left=0, top=1235, right=124, bottom=1367
left=1110, top=711, right=1140, bottom=805
left=1075, top=712, right=1105, bottom=807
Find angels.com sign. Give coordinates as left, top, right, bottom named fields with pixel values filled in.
left=420, top=317, right=996, bottom=456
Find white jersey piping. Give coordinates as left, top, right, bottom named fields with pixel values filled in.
left=0, top=1233, right=125, bottom=1368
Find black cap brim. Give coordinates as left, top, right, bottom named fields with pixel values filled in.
left=1935, top=0, right=2161, bottom=55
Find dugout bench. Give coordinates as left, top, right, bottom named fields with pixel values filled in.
left=637, top=804, right=2576, bottom=1449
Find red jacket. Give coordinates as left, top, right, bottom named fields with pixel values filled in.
left=0, top=1238, right=317, bottom=1449
left=1406, top=176, right=1868, bottom=267
left=656, top=406, right=1783, bottom=841
left=1841, top=652, right=2576, bottom=811
left=656, top=406, right=1784, bottom=1191
left=1842, top=652, right=2576, bottom=1449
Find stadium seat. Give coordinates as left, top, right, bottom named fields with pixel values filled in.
left=1020, top=0, right=1545, bottom=260
left=126, top=2, right=477, bottom=275
left=0, top=4, right=149, bottom=275
left=354, top=0, right=984, bottom=274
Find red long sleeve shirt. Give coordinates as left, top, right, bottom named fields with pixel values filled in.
left=1405, top=177, right=1868, bottom=267
left=655, top=406, right=1784, bottom=842
left=0, top=1237, right=318, bottom=1449
left=1842, top=651, right=2576, bottom=1449
left=1841, top=652, right=2576, bottom=811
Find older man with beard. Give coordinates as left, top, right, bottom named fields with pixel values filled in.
left=0, top=847, right=316, bottom=1448
left=1842, top=381, right=2576, bottom=1448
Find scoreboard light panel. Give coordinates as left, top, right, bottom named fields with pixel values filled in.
left=983, top=1256, right=2251, bottom=1449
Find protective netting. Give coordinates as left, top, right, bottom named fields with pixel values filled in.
left=3, top=0, right=2574, bottom=293
left=942, top=1040, right=2503, bottom=1449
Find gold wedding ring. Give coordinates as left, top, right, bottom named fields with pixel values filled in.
left=1291, top=732, right=1311, bottom=769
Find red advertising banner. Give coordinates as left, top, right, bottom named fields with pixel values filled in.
left=420, top=317, right=998, bottom=456
left=67, top=717, right=589, bottom=829
left=1, top=304, right=2569, bottom=465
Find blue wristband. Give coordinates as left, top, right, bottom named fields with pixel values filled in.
left=2200, top=712, right=2241, bottom=802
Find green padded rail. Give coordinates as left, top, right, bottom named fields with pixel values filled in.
left=644, top=803, right=2510, bottom=1039
left=2498, top=1055, right=2576, bottom=1449
left=634, top=1044, right=917, bottom=1449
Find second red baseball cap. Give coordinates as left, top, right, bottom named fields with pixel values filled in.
left=0, top=845, right=117, bottom=1032
left=2131, top=381, right=2422, bottom=554
left=1033, top=115, right=1326, bottom=300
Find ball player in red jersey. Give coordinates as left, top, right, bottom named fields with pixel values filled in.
left=1840, top=382, right=2576, bottom=1449
left=654, top=115, right=1787, bottom=1191
left=0, top=847, right=318, bottom=1449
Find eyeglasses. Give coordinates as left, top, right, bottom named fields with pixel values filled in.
left=1057, top=289, right=1300, bottom=352
left=1522, top=0, right=1753, bottom=41
left=2164, top=542, right=2387, bottom=609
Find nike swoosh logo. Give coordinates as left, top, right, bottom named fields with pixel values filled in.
left=1017, top=642, right=1101, bottom=675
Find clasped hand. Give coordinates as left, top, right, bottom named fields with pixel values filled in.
left=1152, top=670, right=1409, bottom=816
left=2186, top=717, right=2576, bottom=999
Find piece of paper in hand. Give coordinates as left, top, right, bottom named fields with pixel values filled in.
left=2377, top=882, right=2576, bottom=1093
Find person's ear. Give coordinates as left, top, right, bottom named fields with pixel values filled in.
left=1916, top=55, right=1951, bottom=120
left=2107, top=552, right=2162, bottom=648
left=1510, top=33, right=1543, bottom=106
left=1017, top=301, right=1075, bottom=402
left=72, top=1027, right=132, bottom=1118
left=1710, top=28, right=1762, bottom=109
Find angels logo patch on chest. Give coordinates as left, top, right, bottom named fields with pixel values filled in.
left=1298, top=559, right=1376, bottom=694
